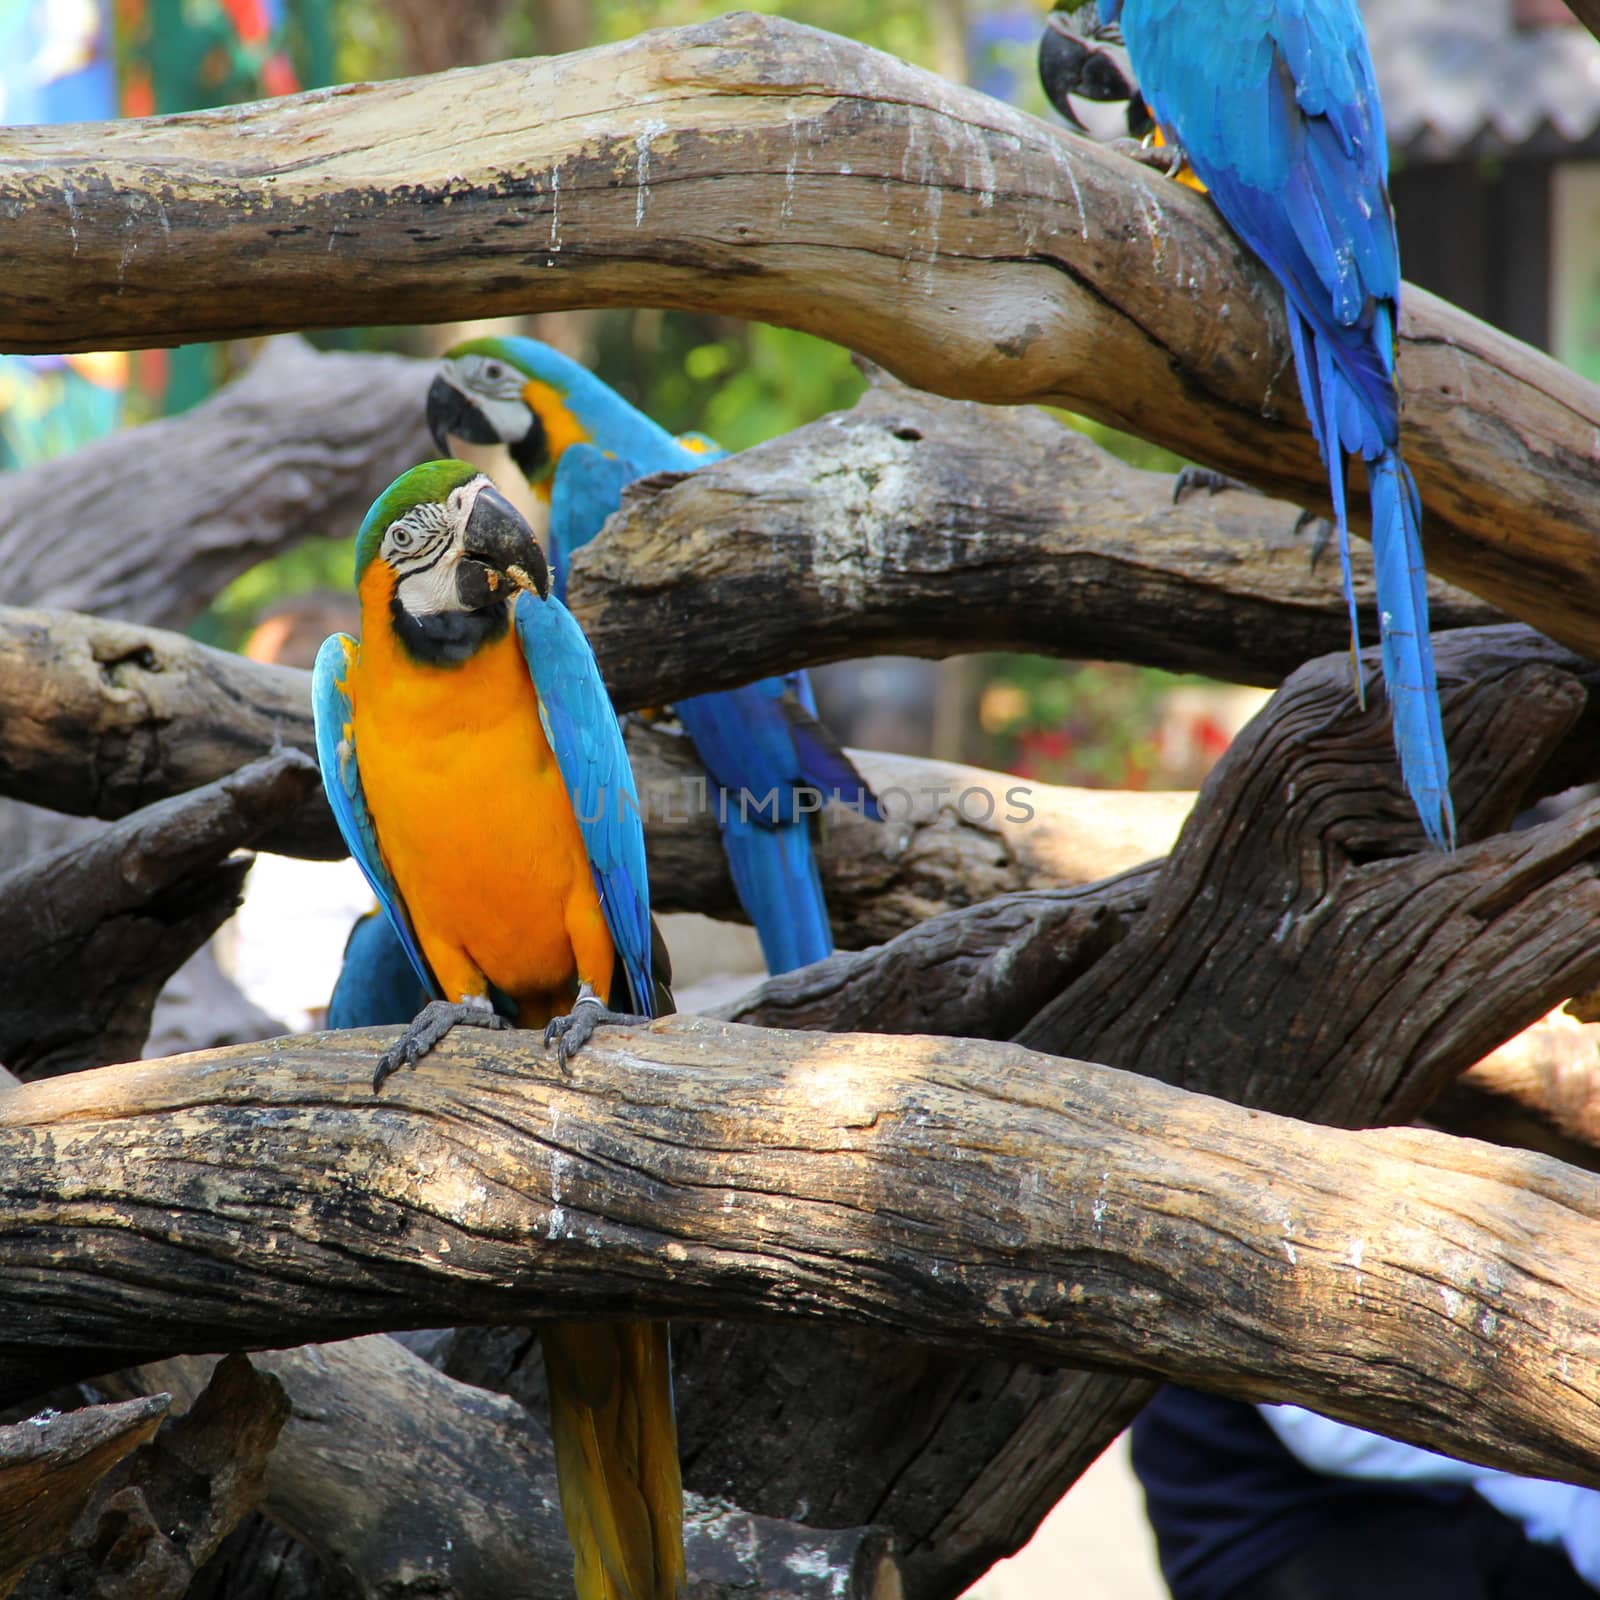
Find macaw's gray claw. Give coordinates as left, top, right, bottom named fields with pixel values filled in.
left=543, top=999, right=650, bottom=1071
left=1173, top=465, right=1255, bottom=504
left=374, top=999, right=513, bottom=1092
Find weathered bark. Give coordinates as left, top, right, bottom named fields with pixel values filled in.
left=0, top=606, right=1184, bottom=942
left=2, top=17, right=1596, bottom=654
left=0, top=1396, right=169, bottom=1596
left=719, top=870, right=1156, bottom=1039
left=5, top=1023, right=1600, bottom=1509
left=9, top=1355, right=288, bottom=1600
left=1016, top=629, right=1600, bottom=1123
left=655, top=625, right=1600, bottom=1596
left=0, top=338, right=431, bottom=632
left=1429, top=1007, right=1600, bottom=1173
left=112, top=1340, right=899, bottom=1600
left=573, top=381, right=1501, bottom=705
left=0, top=752, right=320, bottom=1082
left=1, top=358, right=1504, bottom=698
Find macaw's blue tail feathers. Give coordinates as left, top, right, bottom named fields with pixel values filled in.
left=1369, top=452, right=1454, bottom=851
left=327, top=909, right=432, bottom=1029
left=722, top=806, right=834, bottom=972
left=785, top=693, right=885, bottom=822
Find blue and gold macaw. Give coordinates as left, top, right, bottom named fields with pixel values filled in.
left=1048, top=0, right=1454, bottom=850
left=426, top=334, right=881, bottom=972
left=312, top=460, right=682, bottom=1600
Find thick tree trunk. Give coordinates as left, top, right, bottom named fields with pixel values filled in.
left=1, top=17, right=1595, bottom=654
left=5, top=1021, right=1600, bottom=1511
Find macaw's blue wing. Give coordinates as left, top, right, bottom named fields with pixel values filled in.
left=514, top=591, right=657, bottom=1018
left=327, top=908, right=432, bottom=1029
left=1118, top=0, right=1452, bottom=849
left=547, top=444, right=643, bottom=605
left=312, top=634, right=440, bottom=999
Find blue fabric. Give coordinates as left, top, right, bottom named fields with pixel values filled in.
left=1108, top=0, right=1453, bottom=849
left=1130, top=1387, right=1463, bottom=1600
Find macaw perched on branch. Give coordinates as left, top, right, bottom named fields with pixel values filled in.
left=1046, top=0, right=1454, bottom=850
left=312, top=460, right=682, bottom=1600
left=426, top=334, right=882, bottom=972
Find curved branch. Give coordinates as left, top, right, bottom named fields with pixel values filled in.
left=0, top=607, right=1184, bottom=940
left=572, top=380, right=1501, bottom=704
left=1, top=17, right=1596, bottom=651
left=4, top=1022, right=1600, bottom=1492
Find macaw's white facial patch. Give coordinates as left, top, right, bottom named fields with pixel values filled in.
left=387, top=475, right=493, bottom=617
left=440, top=353, right=536, bottom=445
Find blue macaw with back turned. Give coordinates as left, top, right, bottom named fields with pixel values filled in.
left=1048, top=0, right=1454, bottom=850
left=425, top=334, right=882, bottom=973
left=313, top=459, right=681, bottom=1600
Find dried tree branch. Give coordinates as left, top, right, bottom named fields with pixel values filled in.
left=571, top=382, right=1501, bottom=705
left=6, top=1355, right=287, bottom=1600
left=0, top=607, right=1185, bottom=942
left=0, top=751, right=321, bottom=1081
left=656, top=625, right=1600, bottom=1595
left=0, top=339, right=431, bottom=632
left=2, top=17, right=1596, bottom=652
left=0, top=1396, right=170, bottom=1595
left=112, top=1340, right=899, bottom=1600
left=4, top=1023, right=1600, bottom=1504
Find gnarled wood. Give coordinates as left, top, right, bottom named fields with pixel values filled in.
left=573, top=380, right=1501, bottom=705
left=0, top=752, right=320, bottom=1081
left=4, top=1022, right=1600, bottom=1514
left=1, top=17, right=1596, bottom=653
left=0, top=607, right=1184, bottom=943
left=0, top=1396, right=169, bottom=1596
left=652, top=625, right=1600, bottom=1596
left=113, top=1340, right=899, bottom=1600
left=8, top=1355, right=287, bottom=1600
left=0, top=338, right=431, bottom=632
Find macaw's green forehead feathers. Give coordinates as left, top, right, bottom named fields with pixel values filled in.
left=355, top=459, right=483, bottom=579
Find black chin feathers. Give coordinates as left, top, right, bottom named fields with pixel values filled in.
left=390, top=591, right=510, bottom=666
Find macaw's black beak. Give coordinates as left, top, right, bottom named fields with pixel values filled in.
left=426, top=374, right=498, bottom=456
left=460, top=482, right=551, bottom=604
left=1040, top=11, right=1135, bottom=130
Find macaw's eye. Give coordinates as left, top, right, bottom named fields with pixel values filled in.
left=391, top=524, right=414, bottom=548
left=485, top=361, right=505, bottom=382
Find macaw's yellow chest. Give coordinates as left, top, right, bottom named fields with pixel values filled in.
left=347, top=586, right=614, bottom=1024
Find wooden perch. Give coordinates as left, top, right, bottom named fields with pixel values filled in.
left=1430, top=1007, right=1600, bottom=1172
left=5, top=1022, right=1600, bottom=1498
left=114, top=1339, right=898, bottom=1600
left=651, top=624, right=1600, bottom=1594
left=0, top=1395, right=169, bottom=1595
left=3, top=16, right=1597, bottom=652
left=0, top=606, right=1184, bottom=942
left=0, top=338, right=432, bottom=632
left=0, top=751, right=320, bottom=1081
left=572, top=381, right=1501, bottom=704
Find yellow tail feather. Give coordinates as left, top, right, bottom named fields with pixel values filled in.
left=542, top=1320, right=685, bottom=1600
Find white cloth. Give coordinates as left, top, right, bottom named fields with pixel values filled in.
left=1261, top=1404, right=1600, bottom=1589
